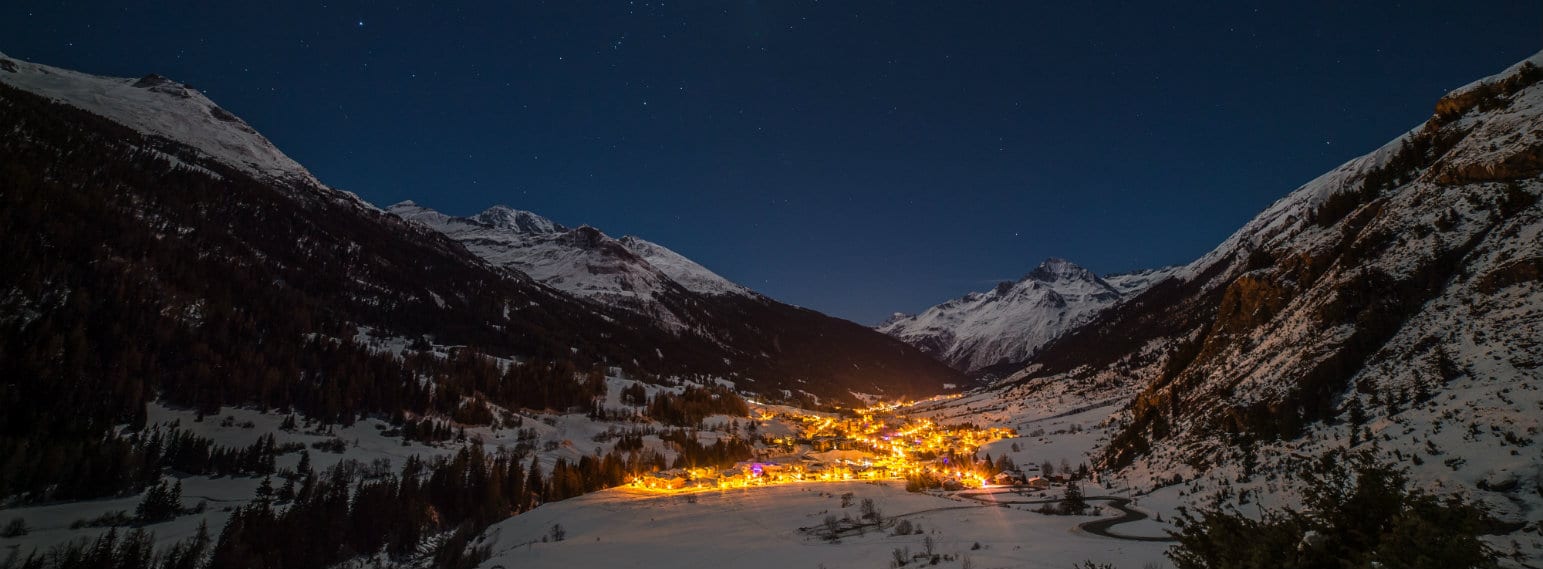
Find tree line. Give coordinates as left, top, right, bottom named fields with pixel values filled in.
left=2, top=437, right=759, bottom=569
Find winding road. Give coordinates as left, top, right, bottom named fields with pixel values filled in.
left=1073, top=496, right=1177, bottom=542
left=954, top=489, right=1178, bottom=542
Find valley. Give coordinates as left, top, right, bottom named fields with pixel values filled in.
left=0, top=381, right=1168, bottom=569
left=1, top=16, right=1541, bottom=569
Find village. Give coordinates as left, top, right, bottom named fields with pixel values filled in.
left=628, top=397, right=1048, bottom=494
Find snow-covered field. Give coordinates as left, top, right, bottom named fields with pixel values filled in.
left=474, top=482, right=1170, bottom=569
left=1, top=390, right=1180, bottom=568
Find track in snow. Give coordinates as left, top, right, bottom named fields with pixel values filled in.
left=954, top=489, right=1177, bottom=542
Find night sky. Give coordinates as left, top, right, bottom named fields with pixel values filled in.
left=4, top=3, right=1538, bottom=324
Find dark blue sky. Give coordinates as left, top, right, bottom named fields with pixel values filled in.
left=4, top=2, right=1538, bottom=323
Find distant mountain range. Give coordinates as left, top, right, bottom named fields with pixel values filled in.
left=878, top=258, right=1178, bottom=374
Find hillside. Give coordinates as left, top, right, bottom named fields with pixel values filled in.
left=0, top=53, right=962, bottom=419
left=389, top=201, right=966, bottom=401
left=917, top=52, right=1543, bottom=562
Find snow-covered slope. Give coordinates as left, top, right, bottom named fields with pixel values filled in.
left=390, top=202, right=675, bottom=302
left=0, top=52, right=321, bottom=189
left=1103, top=265, right=1183, bottom=295
left=473, top=481, right=1168, bottom=569
left=878, top=258, right=1177, bottom=373
left=387, top=201, right=753, bottom=329
left=946, top=52, right=1543, bottom=561
left=617, top=235, right=752, bottom=297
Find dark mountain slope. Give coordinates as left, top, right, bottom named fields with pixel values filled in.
left=0, top=56, right=962, bottom=502
left=389, top=202, right=967, bottom=402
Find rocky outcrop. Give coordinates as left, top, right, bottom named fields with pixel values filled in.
left=1435, top=142, right=1543, bottom=184
left=1478, top=256, right=1543, bottom=293
left=1432, top=61, right=1542, bottom=125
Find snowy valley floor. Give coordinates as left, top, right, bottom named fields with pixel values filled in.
left=474, top=481, right=1171, bottom=569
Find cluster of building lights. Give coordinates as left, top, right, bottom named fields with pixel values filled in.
left=630, top=395, right=1013, bottom=493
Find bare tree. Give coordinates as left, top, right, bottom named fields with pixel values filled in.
left=860, top=498, right=882, bottom=521
left=822, top=514, right=840, bottom=541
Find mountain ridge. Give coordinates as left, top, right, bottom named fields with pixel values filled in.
left=878, top=257, right=1179, bottom=373
left=0, top=51, right=966, bottom=410
left=385, top=201, right=749, bottom=331
left=0, top=52, right=322, bottom=190
left=931, top=51, right=1543, bottom=559
left=385, top=200, right=965, bottom=400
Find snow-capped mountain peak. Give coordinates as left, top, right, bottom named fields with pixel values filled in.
left=878, top=257, right=1178, bottom=373
left=877, top=312, right=913, bottom=329
left=1025, top=257, right=1100, bottom=283
left=472, top=205, right=567, bottom=234
left=386, top=200, right=452, bottom=225
left=0, top=53, right=322, bottom=189
left=387, top=201, right=755, bottom=330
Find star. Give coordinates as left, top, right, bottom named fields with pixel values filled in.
left=357, top=20, right=365, bottom=28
